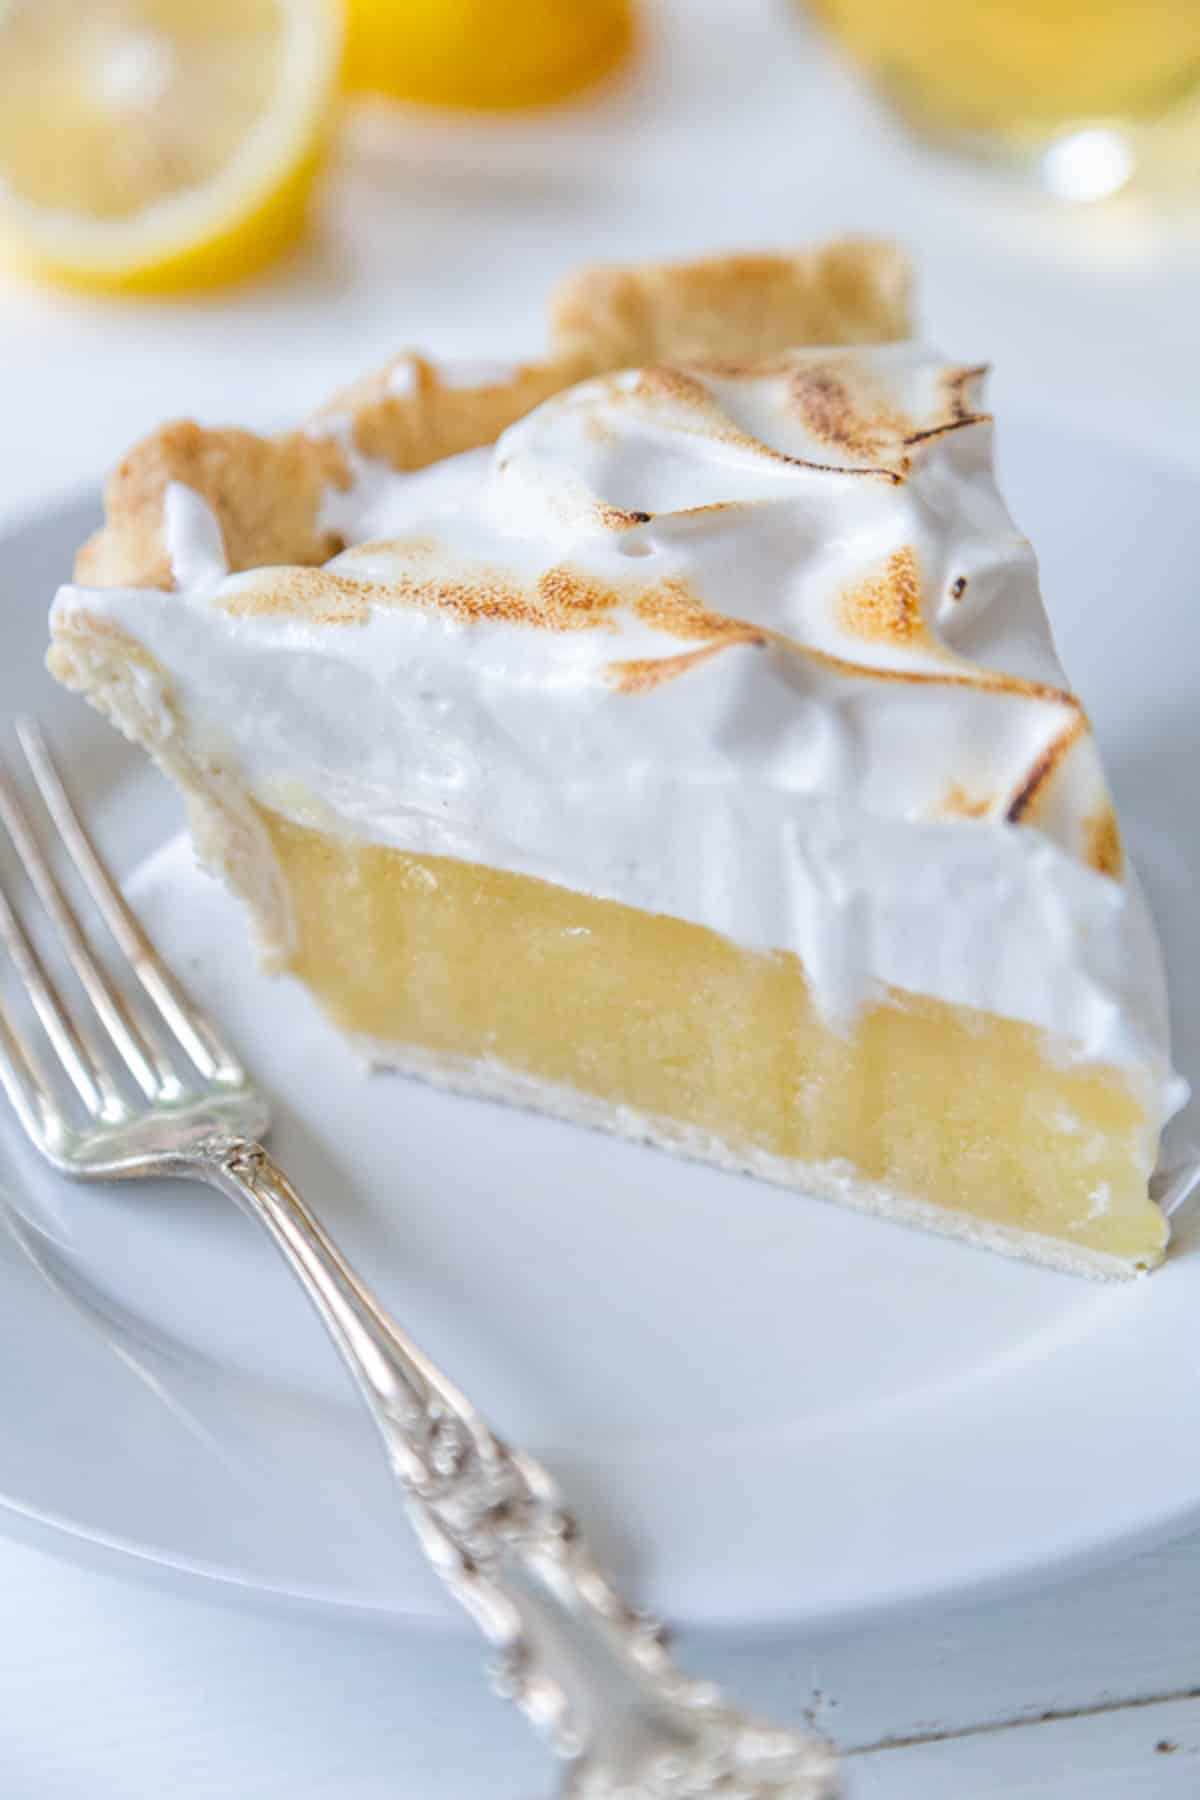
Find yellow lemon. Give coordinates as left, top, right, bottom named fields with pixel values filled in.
left=0, top=0, right=344, bottom=295
left=344, top=0, right=633, bottom=110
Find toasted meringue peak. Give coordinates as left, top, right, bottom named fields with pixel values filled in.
left=74, top=240, right=912, bottom=591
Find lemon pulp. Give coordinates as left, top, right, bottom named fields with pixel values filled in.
left=0, top=0, right=342, bottom=293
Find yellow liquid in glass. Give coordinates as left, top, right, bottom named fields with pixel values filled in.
left=809, top=0, right=1200, bottom=135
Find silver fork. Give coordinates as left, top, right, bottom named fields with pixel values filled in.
left=0, top=718, right=838, bottom=1800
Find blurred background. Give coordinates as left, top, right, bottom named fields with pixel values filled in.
left=1, top=0, right=1199, bottom=532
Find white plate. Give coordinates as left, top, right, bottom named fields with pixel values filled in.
left=1, top=419, right=1198, bottom=1637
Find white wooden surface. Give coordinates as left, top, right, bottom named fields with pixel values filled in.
left=3, top=1529, right=1200, bottom=1797
left=2, top=1, right=1200, bottom=1793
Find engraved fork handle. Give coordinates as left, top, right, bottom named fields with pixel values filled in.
left=198, top=1138, right=838, bottom=1798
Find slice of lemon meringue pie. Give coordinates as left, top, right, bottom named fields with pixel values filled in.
left=50, top=240, right=1184, bottom=1277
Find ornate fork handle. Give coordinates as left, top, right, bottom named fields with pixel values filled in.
left=200, top=1138, right=837, bottom=1798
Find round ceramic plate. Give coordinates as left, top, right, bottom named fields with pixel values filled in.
left=1, top=420, right=1198, bottom=1636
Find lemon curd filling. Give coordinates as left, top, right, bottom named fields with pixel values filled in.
left=263, top=806, right=1166, bottom=1270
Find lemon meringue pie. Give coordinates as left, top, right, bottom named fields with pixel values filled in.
left=49, top=241, right=1183, bottom=1277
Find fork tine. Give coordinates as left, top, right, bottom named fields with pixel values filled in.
left=0, top=864, right=124, bottom=1120
left=0, top=991, right=67, bottom=1155
left=16, top=720, right=242, bottom=1085
left=0, top=762, right=180, bottom=1103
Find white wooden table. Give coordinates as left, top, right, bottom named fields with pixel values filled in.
left=2, top=3, right=1199, bottom=1793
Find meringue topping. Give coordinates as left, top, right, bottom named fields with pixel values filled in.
left=221, top=344, right=1112, bottom=875
left=52, top=344, right=1184, bottom=1124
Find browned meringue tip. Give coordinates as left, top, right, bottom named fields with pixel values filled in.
left=74, top=239, right=914, bottom=594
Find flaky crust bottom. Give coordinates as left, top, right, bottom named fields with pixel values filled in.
left=348, top=1036, right=1151, bottom=1282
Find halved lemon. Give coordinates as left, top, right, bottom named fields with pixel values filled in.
left=0, top=0, right=343, bottom=294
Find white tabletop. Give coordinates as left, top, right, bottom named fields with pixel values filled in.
left=3, top=3, right=1200, bottom=1795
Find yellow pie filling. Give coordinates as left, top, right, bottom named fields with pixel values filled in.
left=262, top=806, right=1166, bottom=1270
